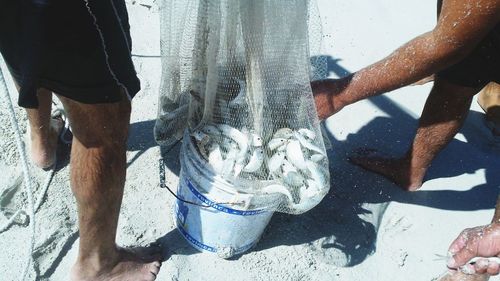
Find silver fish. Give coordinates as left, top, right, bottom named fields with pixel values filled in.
left=243, top=148, right=264, bottom=173
left=221, top=148, right=238, bottom=179
left=310, top=154, right=325, bottom=162
left=273, top=128, right=293, bottom=139
left=300, top=183, right=317, bottom=199
left=305, top=160, right=326, bottom=187
left=281, top=159, right=298, bottom=174
left=261, top=184, right=293, bottom=202
left=233, top=162, right=245, bottom=178
left=284, top=171, right=305, bottom=187
left=298, top=128, right=316, bottom=140
left=217, top=124, right=249, bottom=159
left=268, top=151, right=285, bottom=175
left=286, top=140, right=307, bottom=170
left=250, top=133, right=263, bottom=147
left=202, top=124, right=221, bottom=136
left=268, top=138, right=288, bottom=151
left=208, top=144, right=224, bottom=173
left=294, top=131, right=325, bottom=156
left=228, top=79, right=246, bottom=107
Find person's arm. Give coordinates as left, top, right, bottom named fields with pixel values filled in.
left=446, top=195, right=500, bottom=275
left=313, top=0, right=500, bottom=120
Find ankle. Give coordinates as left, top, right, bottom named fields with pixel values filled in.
left=76, top=246, right=121, bottom=273
left=396, top=155, right=425, bottom=189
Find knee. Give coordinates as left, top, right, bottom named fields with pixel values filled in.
left=73, top=103, right=131, bottom=149
left=75, top=143, right=126, bottom=176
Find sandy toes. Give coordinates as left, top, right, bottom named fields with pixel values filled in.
left=71, top=246, right=163, bottom=281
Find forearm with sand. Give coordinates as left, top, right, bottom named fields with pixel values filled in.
left=316, top=0, right=500, bottom=117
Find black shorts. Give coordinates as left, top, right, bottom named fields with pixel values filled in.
left=438, top=24, right=500, bottom=89
left=0, top=0, right=140, bottom=108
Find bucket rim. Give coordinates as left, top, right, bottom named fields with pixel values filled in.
left=180, top=176, right=272, bottom=215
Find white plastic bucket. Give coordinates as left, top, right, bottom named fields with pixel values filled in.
left=174, top=131, right=275, bottom=258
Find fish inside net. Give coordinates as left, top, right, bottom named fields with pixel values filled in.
left=155, top=0, right=329, bottom=214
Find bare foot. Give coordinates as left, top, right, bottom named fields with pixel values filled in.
left=71, top=246, right=162, bottom=281
left=349, top=150, right=424, bottom=191
left=439, top=271, right=489, bottom=281
left=29, top=117, right=64, bottom=169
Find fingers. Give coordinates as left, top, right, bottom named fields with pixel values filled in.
left=448, top=229, right=478, bottom=269
left=472, top=259, right=500, bottom=276
left=473, top=258, right=490, bottom=274
left=448, top=247, right=479, bottom=269
left=448, top=229, right=469, bottom=256
left=487, top=261, right=500, bottom=276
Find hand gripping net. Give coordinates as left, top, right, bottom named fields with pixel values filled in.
left=155, top=0, right=329, bottom=214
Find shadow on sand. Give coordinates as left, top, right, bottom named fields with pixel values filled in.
left=153, top=55, right=499, bottom=266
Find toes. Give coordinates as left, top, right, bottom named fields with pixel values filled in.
left=460, top=263, right=476, bottom=275
left=150, top=261, right=161, bottom=273
left=145, top=261, right=161, bottom=280
left=474, top=259, right=490, bottom=274
left=487, top=261, right=500, bottom=275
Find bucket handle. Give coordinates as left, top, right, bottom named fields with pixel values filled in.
left=159, top=158, right=246, bottom=208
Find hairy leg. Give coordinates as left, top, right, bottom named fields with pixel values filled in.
left=56, top=93, right=161, bottom=281
left=351, top=77, right=479, bottom=191
left=25, top=88, right=63, bottom=168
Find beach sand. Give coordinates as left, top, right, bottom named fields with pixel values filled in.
left=0, top=0, right=499, bottom=280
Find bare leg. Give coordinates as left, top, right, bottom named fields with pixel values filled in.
left=56, top=93, right=161, bottom=281
left=25, top=88, right=63, bottom=168
left=351, top=77, right=479, bottom=191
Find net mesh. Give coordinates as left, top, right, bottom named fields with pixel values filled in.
left=155, top=0, right=329, bottom=214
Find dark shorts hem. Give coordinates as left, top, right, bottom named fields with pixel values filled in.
left=437, top=25, right=500, bottom=89
left=8, top=68, right=140, bottom=108
left=0, top=0, right=140, bottom=108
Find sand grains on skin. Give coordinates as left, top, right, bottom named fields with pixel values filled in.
left=70, top=247, right=162, bottom=281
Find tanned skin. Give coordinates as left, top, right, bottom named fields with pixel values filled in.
left=444, top=196, right=500, bottom=279
left=24, top=88, right=162, bottom=281
left=312, top=0, right=500, bottom=190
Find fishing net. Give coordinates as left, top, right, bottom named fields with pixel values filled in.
left=155, top=0, right=329, bottom=214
